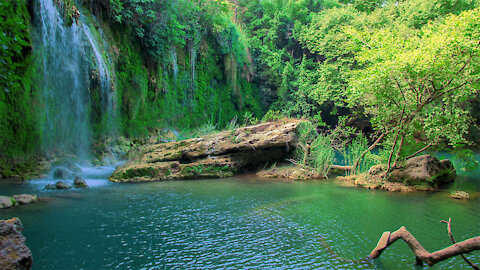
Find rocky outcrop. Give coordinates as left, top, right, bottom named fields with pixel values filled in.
left=257, top=166, right=322, bottom=180
left=338, top=155, right=456, bottom=192
left=389, top=155, right=456, bottom=187
left=110, top=120, right=300, bottom=182
left=0, top=218, right=33, bottom=270
left=0, top=158, right=51, bottom=181
left=92, top=136, right=136, bottom=165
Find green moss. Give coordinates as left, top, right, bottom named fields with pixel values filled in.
left=120, top=166, right=157, bottom=179
left=108, top=14, right=263, bottom=138
left=179, top=163, right=233, bottom=178
left=0, top=0, right=264, bottom=166
left=0, top=0, right=43, bottom=159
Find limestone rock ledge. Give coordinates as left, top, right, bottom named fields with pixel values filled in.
left=257, top=166, right=322, bottom=180
left=0, top=218, right=33, bottom=270
left=110, top=120, right=301, bottom=182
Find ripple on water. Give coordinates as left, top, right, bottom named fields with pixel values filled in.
left=1, top=177, right=479, bottom=269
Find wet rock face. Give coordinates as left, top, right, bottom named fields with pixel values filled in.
left=73, top=177, right=88, bottom=188
left=55, top=181, right=71, bottom=190
left=53, top=167, right=72, bottom=179
left=110, top=120, right=301, bottom=182
left=0, top=218, right=33, bottom=270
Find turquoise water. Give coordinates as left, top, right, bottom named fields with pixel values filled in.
left=1, top=172, right=479, bottom=269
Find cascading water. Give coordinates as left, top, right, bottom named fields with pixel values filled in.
left=190, top=44, right=196, bottom=88
left=33, top=0, right=113, bottom=158
left=84, top=24, right=114, bottom=122
left=82, top=27, right=112, bottom=114
left=170, top=47, right=178, bottom=81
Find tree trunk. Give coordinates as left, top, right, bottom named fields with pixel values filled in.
left=441, top=218, right=480, bottom=269
left=386, top=107, right=406, bottom=175
left=330, top=164, right=353, bottom=171
left=351, top=133, right=385, bottom=174
left=391, top=133, right=405, bottom=169
left=370, top=226, right=480, bottom=267
left=404, top=142, right=433, bottom=160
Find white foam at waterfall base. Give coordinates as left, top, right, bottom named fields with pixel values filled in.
left=28, top=163, right=122, bottom=190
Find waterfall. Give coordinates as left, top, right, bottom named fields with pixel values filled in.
left=33, top=0, right=113, bottom=158
left=83, top=25, right=113, bottom=118
left=170, top=47, right=178, bottom=81
left=190, top=44, right=196, bottom=89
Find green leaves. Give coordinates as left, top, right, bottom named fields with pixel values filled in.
left=349, top=7, right=480, bottom=161
left=0, top=0, right=31, bottom=93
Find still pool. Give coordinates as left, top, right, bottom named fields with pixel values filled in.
left=1, top=171, right=479, bottom=269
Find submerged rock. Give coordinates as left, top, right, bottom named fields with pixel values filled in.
left=0, top=218, right=33, bottom=270
left=55, top=181, right=70, bottom=190
left=110, top=120, right=301, bottom=182
left=73, top=177, right=88, bottom=188
left=44, top=184, right=56, bottom=190
left=0, top=196, right=16, bottom=209
left=12, top=194, right=37, bottom=205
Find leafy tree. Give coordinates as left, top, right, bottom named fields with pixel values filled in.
left=298, top=6, right=358, bottom=122
left=348, top=7, right=480, bottom=173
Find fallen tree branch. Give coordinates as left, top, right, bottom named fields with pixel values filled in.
left=370, top=225, right=480, bottom=266
left=330, top=165, right=352, bottom=171
left=441, top=218, right=479, bottom=269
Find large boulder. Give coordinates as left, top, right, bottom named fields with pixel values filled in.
left=110, top=120, right=301, bottom=182
left=346, top=154, right=456, bottom=192
left=389, top=155, right=456, bottom=187
left=12, top=195, right=37, bottom=205
left=0, top=218, right=33, bottom=270
left=0, top=196, right=16, bottom=209
left=55, top=181, right=70, bottom=190
left=73, top=177, right=88, bottom=188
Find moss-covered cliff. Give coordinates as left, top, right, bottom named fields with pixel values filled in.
left=0, top=0, right=263, bottom=162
